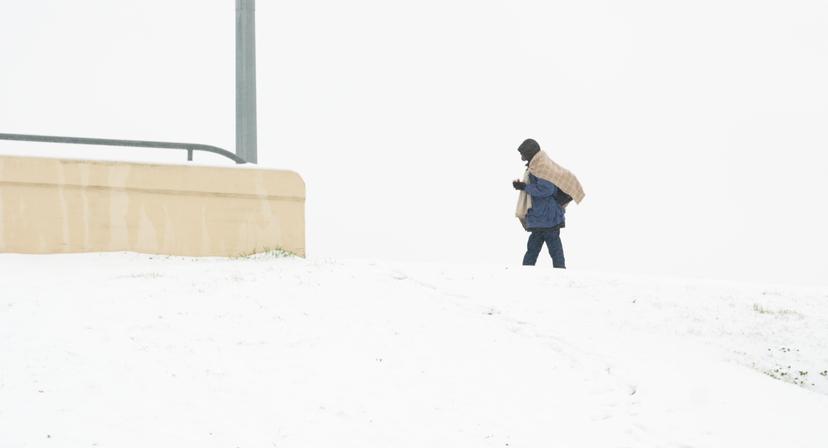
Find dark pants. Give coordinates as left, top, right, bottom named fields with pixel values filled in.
left=523, top=229, right=565, bottom=268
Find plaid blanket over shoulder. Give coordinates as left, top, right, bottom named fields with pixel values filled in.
left=528, top=151, right=585, bottom=204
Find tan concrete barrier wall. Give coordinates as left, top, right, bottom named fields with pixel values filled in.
left=0, top=155, right=305, bottom=257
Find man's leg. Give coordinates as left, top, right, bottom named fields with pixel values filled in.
left=545, top=229, right=566, bottom=269
left=522, top=231, right=544, bottom=266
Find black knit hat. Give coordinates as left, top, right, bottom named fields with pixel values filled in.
left=517, top=138, right=540, bottom=160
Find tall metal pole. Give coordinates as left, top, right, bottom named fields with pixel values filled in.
left=236, top=0, right=258, bottom=163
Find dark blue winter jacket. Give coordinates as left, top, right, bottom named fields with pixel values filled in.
left=525, top=173, right=566, bottom=230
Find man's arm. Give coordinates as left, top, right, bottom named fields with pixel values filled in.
left=525, top=177, right=558, bottom=198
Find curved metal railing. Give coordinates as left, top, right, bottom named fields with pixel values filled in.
left=0, top=133, right=246, bottom=164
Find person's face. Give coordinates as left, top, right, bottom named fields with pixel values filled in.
left=519, top=150, right=529, bottom=162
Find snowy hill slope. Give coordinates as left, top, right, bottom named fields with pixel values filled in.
left=1, top=253, right=827, bottom=447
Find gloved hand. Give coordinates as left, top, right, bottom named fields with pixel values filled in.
left=512, top=180, right=526, bottom=190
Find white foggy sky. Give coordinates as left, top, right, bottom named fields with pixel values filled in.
left=2, top=0, right=827, bottom=286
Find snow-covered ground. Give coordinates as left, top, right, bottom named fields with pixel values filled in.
left=1, top=253, right=827, bottom=447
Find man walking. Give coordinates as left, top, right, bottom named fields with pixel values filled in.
left=513, top=139, right=585, bottom=268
